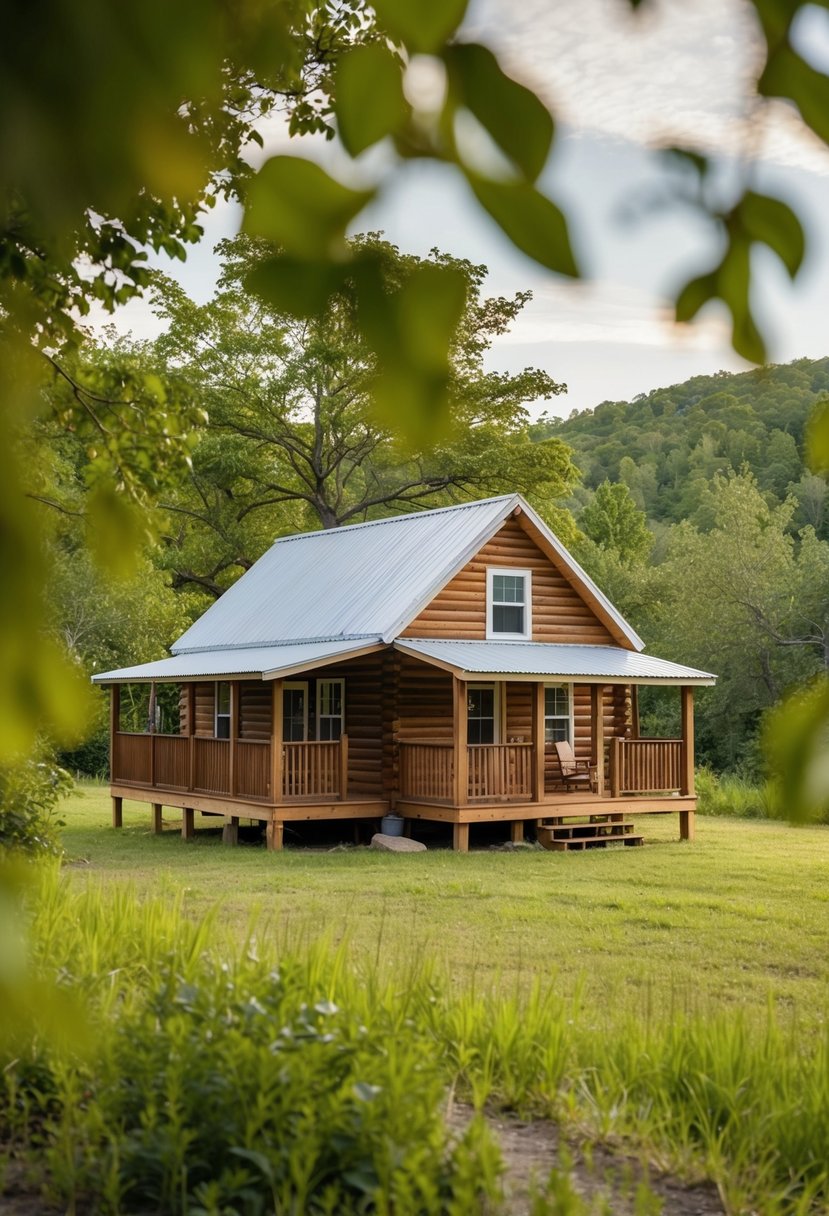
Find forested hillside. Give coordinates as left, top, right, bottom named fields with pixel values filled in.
left=535, top=358, right=829, bottom=534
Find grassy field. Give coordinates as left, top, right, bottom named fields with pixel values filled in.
left=62, top=783, right=829, bottom=1030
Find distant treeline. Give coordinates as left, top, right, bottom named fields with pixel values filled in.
left=534, top=357, right=829, bottom=535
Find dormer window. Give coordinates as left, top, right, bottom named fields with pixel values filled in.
left=486, top=568, right=532, bottom=640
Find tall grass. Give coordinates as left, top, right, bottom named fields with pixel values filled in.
left=695, top=766, right=777, bottom=818
left=2, top=866, right=828, bottom=1214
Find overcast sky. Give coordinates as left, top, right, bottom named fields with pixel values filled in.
left=93, top=0, right=829, bottom=417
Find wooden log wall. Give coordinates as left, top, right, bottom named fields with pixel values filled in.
left=239, top=682, right=271, bottom=740
left=401, top=517, right=616, bottom=645
left=297, top=653, right=386, bottom=798
left=395, top=654, right=453, bottom=741
left=194, top=684, right=215, bottom=737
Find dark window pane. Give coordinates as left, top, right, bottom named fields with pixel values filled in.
left=283, top=688, right=306, bottom=741
left=493, top=604, right=524, bottom=633
left=318, top=718, right=341, bottom=742
left=545, top=721, right=568, bottom=743
left=216, top=716, right=230, bottom=740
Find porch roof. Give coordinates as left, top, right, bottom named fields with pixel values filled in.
left=91, top=637, right=384, bottom=684
left=394, top=639, right=716, bottom=685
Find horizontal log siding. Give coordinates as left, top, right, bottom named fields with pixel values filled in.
left=505, top=682, right=532, bottom=742
left=239, top=682, right=271, bottom=740
left=401, top=517, right=616, bottom=644
left=396, top=655, right=453, bottom=741
left=194, top=684, right=215, bottom=737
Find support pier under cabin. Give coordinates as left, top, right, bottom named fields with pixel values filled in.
left=95, top=495, right=715, bottom=851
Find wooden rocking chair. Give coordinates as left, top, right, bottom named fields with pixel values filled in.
left=553, top=741, right=598, bottom=792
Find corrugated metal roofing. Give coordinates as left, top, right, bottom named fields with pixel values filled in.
left=170, top=494, right=644, bottom=655
left=91, top=638, right=383, bottom=684
left=171, top=496, right=516, bottom=653
left=395, top=640, right=716, bottom=685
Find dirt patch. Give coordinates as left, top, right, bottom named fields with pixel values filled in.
left=446, top=1102, right=724, bottom=1216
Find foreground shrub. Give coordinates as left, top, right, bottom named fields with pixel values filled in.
left=0, top=747, right=72, bottom=855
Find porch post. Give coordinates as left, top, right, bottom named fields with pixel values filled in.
left=152, top=803, right=163, bottom=834
left=109, top=684, right=120, bottom=786
left=531, top=682, right=545, bottom=802
left=187, top=683, right=196, bottom=792
left=591, top=684, right=605, bottom=796
left=339, top=733, right=349, bottom=801
left=630, top=684, right=640, bottom=739
left=148, top=681, right=156, bottom=789
left=680, top=685, right=696, bottom=841
left=271, top=679, right=284, bottom=804
left=452, top=676, right=468, bottom=809
left=229, top=680, right=239, bottom=797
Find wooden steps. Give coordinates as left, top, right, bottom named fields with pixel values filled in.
left=537, top=818, right=644, bottom=852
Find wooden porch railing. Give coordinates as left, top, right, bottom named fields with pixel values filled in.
left=467, top=743, right=533, bottom=801
left=282, top=738, right=348, bottom=800
left=608, top=738, right=682, bottom=795
left=111, top=732, right=348, bottom=803
left=399, top=741, right=454, bottom=801
left=398, top=741, right=534, bottom=802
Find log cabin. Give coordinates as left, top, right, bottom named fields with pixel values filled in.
left=92, top=494, right=715, bottom=851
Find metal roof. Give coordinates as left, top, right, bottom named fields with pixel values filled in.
left=91, top=638, right=384, bottom=684
left=395, top=640, right=716, bottom=685
left=170, top=494, right=644, bottom=655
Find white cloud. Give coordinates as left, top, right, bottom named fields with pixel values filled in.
left=466, top=0, right=829, bottom=176
left=497, top=279, right=730, bottom=351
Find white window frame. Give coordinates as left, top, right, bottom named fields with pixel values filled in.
left=543, top=682, right=574, bottom=745
left=486, top=567, right=532, bottom=640
left=467, top=683, right=501, bottom=745
left=214, top=680, right=231, bottom=739
left=316, top=678, right=345, bottom=741
left=283, top=681, right=309, bottom=743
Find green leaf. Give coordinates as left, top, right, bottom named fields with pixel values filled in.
left=445, top=43, right=554, bottom=180
left=246, top=255, right=347, bottom=318
left=759, top=41, right=829, bottom=146
left=335, top=44, right=408, bottom=156
left=86, top=485, right=146, bottom=580
left=675, top=239, right=765, bottom=364
left=355, top=257, right=469, bottom=442
left=764, top=676, right=829, bottom=822
left=243, top=157, right=375, bottom=258
left=674, top=271, right=718, bottom=323
left=740, top=190, right=805, bottom=278
left=806, top=398, right=829, bottom=474
left=372, top=0, right=469, bottom=53
left=465, top=173, right=578, bottom=277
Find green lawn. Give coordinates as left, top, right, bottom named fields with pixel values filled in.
left=62, top=783, right=829, bottom=1029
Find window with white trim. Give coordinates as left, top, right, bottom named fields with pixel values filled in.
left=486, top=568, right=532, bottom=639
left=544, top=684, right=572, bottom=744
left=215, top=681, right=231, bottom=739
left=316, top=678, right=345, bottom=741
left=467, top=684, right=499, bottom=745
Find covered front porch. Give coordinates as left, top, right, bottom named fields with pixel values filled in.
left=395, top=672, right=698, bottom=851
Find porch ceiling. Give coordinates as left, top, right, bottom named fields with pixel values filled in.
left=91, top=638, right=385, bottom=684
left=394, top=639, right=716, bottom=685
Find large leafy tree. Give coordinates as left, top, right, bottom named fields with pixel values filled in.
left=654, top=474, right=829, bottom=772
left=144, top=234, right=577, bottom=596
